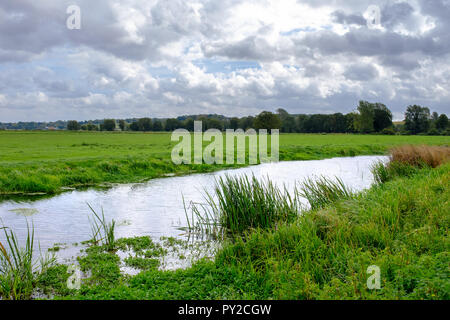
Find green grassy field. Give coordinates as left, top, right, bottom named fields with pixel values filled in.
left=0, top=131, right=448, bottom=194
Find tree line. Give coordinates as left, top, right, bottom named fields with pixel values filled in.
left=3, top=101, right=448, bottom=135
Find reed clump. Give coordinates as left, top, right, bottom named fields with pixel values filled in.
left=390, top=145, right=450, bottom=168
left=298, top=176, right=354, bottom=210
left=188, top=174, right=300, bottom=236
left=88, top=204, right=116, bottom=251
left=372, top=145, right=450, bottom=184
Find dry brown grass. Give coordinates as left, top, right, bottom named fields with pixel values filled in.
left=390, top=145, right=450, bottom=168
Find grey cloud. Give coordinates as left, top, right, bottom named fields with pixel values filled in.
left=344, top=63, right=379, bottom=81
left=332, top=11, right=366, bottom=26
left=1, top=0, right=450, bottom=121
left=381, top=2, right=415, bottom=29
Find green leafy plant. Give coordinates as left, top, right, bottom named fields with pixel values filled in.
left=87, top=204, right=116, bottom=251
left=298, top=176, right=353, bottom=210
left=0, top=223, right=35, bottom=300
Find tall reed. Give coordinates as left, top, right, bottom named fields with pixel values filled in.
left=372, top=145, right=450, bottom=184
left=87, top=204, right=116, bottom=251
left=390, top=145, right=450, bottom=168
left=0, top=223, right=35, bottom=300
left=187, top=174, right=300, bottom=236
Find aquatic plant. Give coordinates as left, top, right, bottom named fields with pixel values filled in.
left=372, top=145, right=449, bottom=184
left=187, top=174, right=300, bottom=237
left=390, top=145, right=450, bottom=168
left=298, top=176, right=354, bottom=210
left=0, top=223, right=35, bottom=300
left=87, top=204, right=116, bottom=251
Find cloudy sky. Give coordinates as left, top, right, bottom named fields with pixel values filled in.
left=0, top=0, right=449, bottom=122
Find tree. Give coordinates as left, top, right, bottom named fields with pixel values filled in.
left=431, top=112, right=439, bottom=122
left=165, top=118, right=181, bottom=131
left=118, top=120, right=127, bottom=131
left=354, top=101, right=375, bottom=133
left=277, top=108, right=296, bottom=133
left=254, top=111, right=281, bottom=131
left=436, top=114, right=448, bottom=131
left=345, top=113, right=358, bottom=133
left=205, top=118, right=223, bottom=131
left=229, top=117, right=240, bottom=130
left=353, top=101, right=392, bottom=133
left=404, top=105, right=430, bottom=134
left=137, top=118, right=152, bottom=131
left=183, top=118, right=195, bottom=131
left=86, top=122, right=98, bottom=131
left=103, top=119, right=116, bottom=131
left=373, top=103, right=393, bottom=132
left=296, top=115, right=308, bottom=133
left=129, top=121, right=140, bottom=131
left=67, top=120, right=80, bottom=131
left=238, top=116, right=254, bottom=130
left=330, top=113, right=347, bottom=133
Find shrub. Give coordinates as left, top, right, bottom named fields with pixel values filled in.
left=427, top=128, right=440, bottom=136
left=381, top=127, right=396, bottom=135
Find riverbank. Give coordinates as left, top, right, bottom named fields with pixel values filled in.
left=30, top=160, right=449, bottom=300
left=0, top=131, right=448, bottom=195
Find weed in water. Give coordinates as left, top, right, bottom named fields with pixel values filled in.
left=87, top=203, right=116, bottom=251
left=0, top=223, right=35, bottom=300
left=187, top=174, right=300, bottom=237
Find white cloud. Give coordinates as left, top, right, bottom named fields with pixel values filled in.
left=0, top=0, right=449, bottom=121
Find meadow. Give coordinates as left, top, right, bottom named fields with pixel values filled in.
left=0, top=130, right=448, bottom=194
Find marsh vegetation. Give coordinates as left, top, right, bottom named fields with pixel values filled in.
left=0, top=142, right=449, bottom=300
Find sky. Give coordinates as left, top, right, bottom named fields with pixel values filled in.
left=0, top=0, right=449, bottom=122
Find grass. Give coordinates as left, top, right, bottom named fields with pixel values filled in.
left=299, top=176, right=354, bottom=210
left=390, top=145, right=450, bottom=168
left=372, top=145, right=450, bottom=184
left=58, top=162, right=448, bottom=300
left=0, top=223, right=56, bottom=300
left=0, top=131, right=448, bottom=194
left=0, top=223, right=35, bottom=300
left=187, top=175, right=300, bottom=237
left=87, top=204, right=116, bottom=251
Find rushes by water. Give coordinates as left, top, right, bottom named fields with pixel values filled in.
left=88, top=204, right=116, bottom=251
left=0, top=223, right=35, bottom=300
left=186, top=174, right=355, bottom=237
left=187, top=174, right=300, bottom=237
left=298, top=176, right=354, bottom=210
left=372, top=145, right=450, bottom=184
left=390, top=145, right=450, bottom=168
